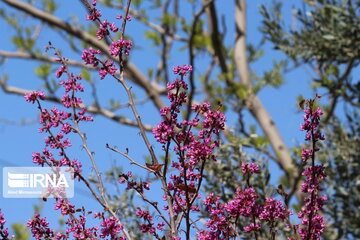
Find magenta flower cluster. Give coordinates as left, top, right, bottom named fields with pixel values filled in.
left=26, top=197, right=126, bottom=239
left=82, top=0, right=133, bottom=80
left=27, top=214, right=56, bottom=239
left=85, top=2, right=118, bottom=40
left=110, top=39, right=133, bottom=56
left=26, top=51, right=93, bottom=182
left=81, top=46, right=119, bottom=80
left=297, top=96, right=327, bottom=240
left=24, top=90, right=45, bottom=103
left=198, top=186, right=291, bottom=239
left=172, top=65, right=193, bottom=76
left=152, top=66, right=226, bottom=220
left=136, top=208, right=161, bottom=234
left=241, top=162, right=260, bottom=175
left=99, top=216, right=124, bottom=239
left=0, top=209, right=10, bottom=239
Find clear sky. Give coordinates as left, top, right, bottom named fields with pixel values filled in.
left=0, top=0, right=315, bottom=236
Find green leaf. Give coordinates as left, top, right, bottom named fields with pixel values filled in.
left=132, top=0, right=142, bottom=7
left=11, top=36, right=23, bottom=48
left=12, top=223, right=30, bottom=240
left=162, top=13, right=177, bottom=29
left=251, top=135, right=269, bottom=149
left=145, top=31, right=161, bottom=45
left=81, top=69, right=91, bottom=82
left=323, top=34, right=335, bottom=40
left=26, top=39, right=35, bottom=50
left=325, top=64, right=339, bottom=77
left=34, top=64, right=51, bottom=78
left=7, top=17, right=18, bottom=27
left=42, top=0, right=57, bottom=13
left=147, top=68, right=153, bottom=79
left=250, top=125, right=256, bottom=134
left=234, top=83, right=248, bottom=100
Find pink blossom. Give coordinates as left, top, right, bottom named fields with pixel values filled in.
left=86, top=5, right=101, bottom=20
left=27, top=214, right=54, bottom=239
left=32, top=152, right=46, bottom=166
left=56, top=65, right=66, bottom=78
left=116, top=15, right=132, bottom=21
left=241, top=162, right=260, bottom=175
left=109, top=38, right=133, bottom=56
left=97, top=20, right=118, bottom=39
left=24, top=91, right=45, bottom=103
left=173, top=64, right=193, bottom=76
left=99, top=60, right=117, bottom=79
left=54, top=199, right=75, bottom=215
left=297, top=98, right=326, bottom=239
left=82, top=47, right=101, bottom=66
left=100, top=216, right=124, bottom=238
left=243, top=222, right=260, bottom=233
left=0, top=209, right=9, bottom=239
left=259, top=198, right=291, bottom=222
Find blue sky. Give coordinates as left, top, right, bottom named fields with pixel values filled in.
left=0, top=0, right=316, bottom=236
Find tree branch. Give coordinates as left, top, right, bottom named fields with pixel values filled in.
left=234, top=0, right=297, bottom=179
left=98, top=0, right=186, bottom=42
left=0, top=50, right=92, bottom=68
left=205, top=0, right=228, bottom=74
left=2, top=0, right=165, bottom=109
left=0, top=82, right=153, bottom=131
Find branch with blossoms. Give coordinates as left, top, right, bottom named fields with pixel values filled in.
left=0, top=209, right=12, bottom=240
left=23, top=45, right=132, bottom=239
left=0, top=0, right=328, bottom=239
left=295, top=95, right=327, bottom=240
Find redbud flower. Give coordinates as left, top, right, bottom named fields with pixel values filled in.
left=297, top=98, right=326, bottom=239
left=100, top=216, right=124, bottom=238
left=241, top=162, right=260, bottom=175
left=173, top=64, right=193, bottom=76
left=0, top=209, right=9, bottom=239
left=27, top=214, right=54, bottom=239
left=24, top=91, right=45, bottom=103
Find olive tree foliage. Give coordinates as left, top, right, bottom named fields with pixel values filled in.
left=260, top=0, right=360, bottom=239
left=318, top=112, right=360, bottom=240
left=0, top=0, right=358, bottom=239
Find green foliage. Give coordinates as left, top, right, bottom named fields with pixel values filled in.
left=145, top=30, right=161, bottom=45
left=81, top=69, right=91, bottom=82
left=11, top=36, right=35, bottom=50
left=12, top=223, right=30, bottom=240
left=262, top=60, right=286, bottom=87
left=132, top=0, right=142, bottom=7
left=247, top=43, right=265, bottom=63
left=34, top=64, right=52, bottom=79
left=162, top=13, right=177, bottom=29
left=42, top=0, right=57, bottom=13
left=319, top=112, right=360, bottom=239
left=260, top=0, right=360, bottom=64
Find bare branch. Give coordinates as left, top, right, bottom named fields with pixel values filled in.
left=234, top=0, right=297, bottom=179
left=185, top=0, right=214, bottom=121
left=0, top=83, right=153, bottom=131
left=205, top=0, right=228, bottom=75
left=2, top=0, right=165, bottom=109
left=0, top=50, right=91, bottom=68
left=106, top=144, right=156, bottom=173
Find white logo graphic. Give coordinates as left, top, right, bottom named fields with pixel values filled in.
left=3, top=167, right=74, bottom=198
left=7, top=172, right=69, bottom=188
